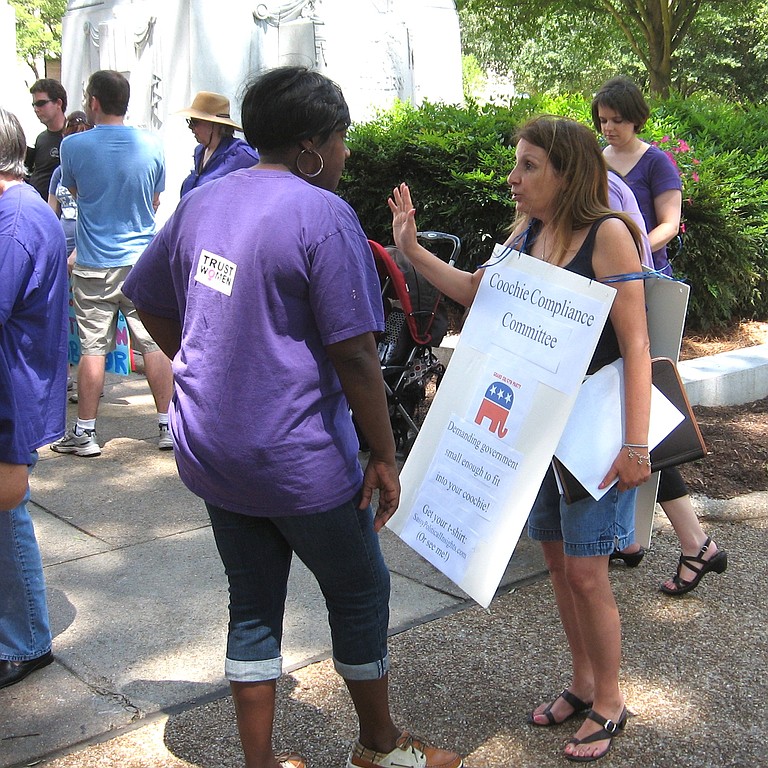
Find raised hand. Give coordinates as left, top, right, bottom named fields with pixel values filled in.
left=387, top=182, right=419, bottom=254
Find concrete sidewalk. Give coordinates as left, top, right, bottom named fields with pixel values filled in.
left=1, top=371, right=765, bottom=768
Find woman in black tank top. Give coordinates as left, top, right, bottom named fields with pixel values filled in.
left=389, top=115, right=651, bottom=762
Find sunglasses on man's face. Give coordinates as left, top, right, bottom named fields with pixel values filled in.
left=186, top=118, right=201, bottom=129
left=32, top=99, right=54, bottom=108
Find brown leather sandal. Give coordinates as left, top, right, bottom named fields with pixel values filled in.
left=565, top=707, right=628, bottom=762
left=527, top=688, right=592, bottom=727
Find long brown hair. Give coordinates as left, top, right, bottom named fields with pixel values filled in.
left=512, top=115, right=642, bottom=266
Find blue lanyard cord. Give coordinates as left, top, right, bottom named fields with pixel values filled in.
left=600, top=270, right=680, bottom=284
left=477, top=228, right=530, bottom=270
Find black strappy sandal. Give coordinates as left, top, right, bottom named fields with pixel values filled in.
left=527, top=688, right=592, bottom=727
left=565, top=707, right=628, bottom=762
left=659, top=536, right=728, bottom=596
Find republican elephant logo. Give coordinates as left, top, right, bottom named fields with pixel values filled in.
left=475, top=382, right=514, bottom=438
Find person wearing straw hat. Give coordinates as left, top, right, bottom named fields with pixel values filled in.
left=178, top=92, right=258, bottom=197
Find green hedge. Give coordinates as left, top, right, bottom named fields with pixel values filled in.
left=341, top=95, right=768, bottom=331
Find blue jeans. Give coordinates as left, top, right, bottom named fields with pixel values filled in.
left=0, top=453, right=52, bottom=661
left=206, top=494, right=390, bottom=683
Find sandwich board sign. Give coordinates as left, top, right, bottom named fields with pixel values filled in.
left=387, top=247, right=616, bottom=607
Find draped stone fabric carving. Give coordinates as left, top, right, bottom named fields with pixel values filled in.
left=61, top=0, right=462, bottom=214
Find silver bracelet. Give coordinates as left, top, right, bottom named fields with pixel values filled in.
left=625, top=446, right=651, bottom=466
left=623, top=442, right=649, bottom=448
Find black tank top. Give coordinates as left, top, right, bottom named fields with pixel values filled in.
left=523, top=216, right=621, bottom=374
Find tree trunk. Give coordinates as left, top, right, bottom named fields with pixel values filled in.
left=648, top=57, right=672, bottom=97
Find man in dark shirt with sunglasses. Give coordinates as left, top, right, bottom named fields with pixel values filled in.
left=26, top=79, right=67, bottom=199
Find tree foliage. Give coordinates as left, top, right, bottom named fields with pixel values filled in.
left=674, top=2, right=768, bottom=101
left=457, top=0, right=759, bottom=97
left=343, top=95, right=768, bottom=330
left=9, top=0, right=67, bottom=80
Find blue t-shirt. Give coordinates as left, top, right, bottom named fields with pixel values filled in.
left=0, top=183, right=68, bottom=463
left=60, top=124, right=165, bottom=268
left=124, top=169, right=384, bottom=517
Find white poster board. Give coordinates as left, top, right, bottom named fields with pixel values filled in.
left=386, top=248, right=616, bottom=607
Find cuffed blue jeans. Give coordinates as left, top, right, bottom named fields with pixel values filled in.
left=206, top=494, right=390, bottom=684
left=0, top=452, right=52, bottom=661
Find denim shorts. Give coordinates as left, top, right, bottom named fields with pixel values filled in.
left=206, top=494, right=390, bottom=683
left=528, top=466, right=636, bottom=557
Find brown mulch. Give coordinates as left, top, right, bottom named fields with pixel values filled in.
left=677, top=321, right=768, bottom=499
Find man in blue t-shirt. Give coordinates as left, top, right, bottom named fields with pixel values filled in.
left=54, top=70, right=173, bottom=456
left=0, top=107, right=68, bottom=689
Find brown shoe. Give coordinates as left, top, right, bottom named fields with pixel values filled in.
left=276, top=751, right=307, bottom=768
left=347, top=731, right=463, bottom=767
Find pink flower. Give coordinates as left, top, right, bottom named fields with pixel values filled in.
left=691, top=171, right=700, bottom=182
left=680, top=222, right=686, bottom=233
left=678, top=139, right=690, bottom=152
left=662, top=135, right=670, bottom=143
left=693, top=158, right=701, bottom=165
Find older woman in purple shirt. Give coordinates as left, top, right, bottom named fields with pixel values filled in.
left=178, top=92, right=258, bottom=197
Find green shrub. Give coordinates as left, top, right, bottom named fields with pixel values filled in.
left=676, top=150, right=767, bottom=329
left=342, top=100, right=519, bottom=270
left=341, top=96, right=768, bottom=330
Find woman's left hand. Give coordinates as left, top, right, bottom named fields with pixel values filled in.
left=599, top=447, right=651, bottom=491
left=360, top=457, right=401, bottom=532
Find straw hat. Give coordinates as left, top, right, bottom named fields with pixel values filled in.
left=177, top=92, right=241, bottom=130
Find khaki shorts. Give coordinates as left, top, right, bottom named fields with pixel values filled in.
left=71, top=265, right=160, bottom=356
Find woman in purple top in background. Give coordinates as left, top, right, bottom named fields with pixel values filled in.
left=607, top=169, right=653, bottom=269
left=592, top=76, right=728, bottom=597
left=594, top=77, right=681, bottom=276
left=177, top=92, right=259, bottom=197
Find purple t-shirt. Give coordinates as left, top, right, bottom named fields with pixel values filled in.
left=124, top=169, right=384, bottom=516
left=607, top=170, right=653, bottom=268
left=180, top=136, right=259, bottom=197
left=0, top=183, right=68, bottom=463
left=622, top=144, right=682, bottom=273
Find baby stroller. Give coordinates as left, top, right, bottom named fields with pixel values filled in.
left=366, top=232, right=461, bottom=455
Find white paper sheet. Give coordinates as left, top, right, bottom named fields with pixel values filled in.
left=554, top=359, right=684, bottom=500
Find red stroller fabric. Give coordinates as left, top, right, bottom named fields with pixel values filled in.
left=368, top=239, right=447, bottom=347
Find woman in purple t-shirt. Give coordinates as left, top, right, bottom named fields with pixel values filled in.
left=123, top=67, right=463, bottom=768
left=591, top=77, right=728, bottom=598
left=593, top=76, right=682, bottom=276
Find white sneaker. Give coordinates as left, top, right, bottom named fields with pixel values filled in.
left=158, top=424, right=174, bottom=451
left=347, top=732, right=463, bottom=768
left=50, top=426, right=101, bottom=457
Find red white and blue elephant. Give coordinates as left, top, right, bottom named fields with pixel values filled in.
left=475, top=382, right=514, bottom=438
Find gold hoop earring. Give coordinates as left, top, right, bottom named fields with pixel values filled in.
left=296, top=148, right=324, bottom=178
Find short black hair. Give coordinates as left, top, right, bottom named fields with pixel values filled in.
left=87, top=70, right=130, bottom=117
left=591, top=76, right=650, bottom=134
left=30, top=78, right=68, bottom=112
left=241, top=66, right=350, bottom=152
